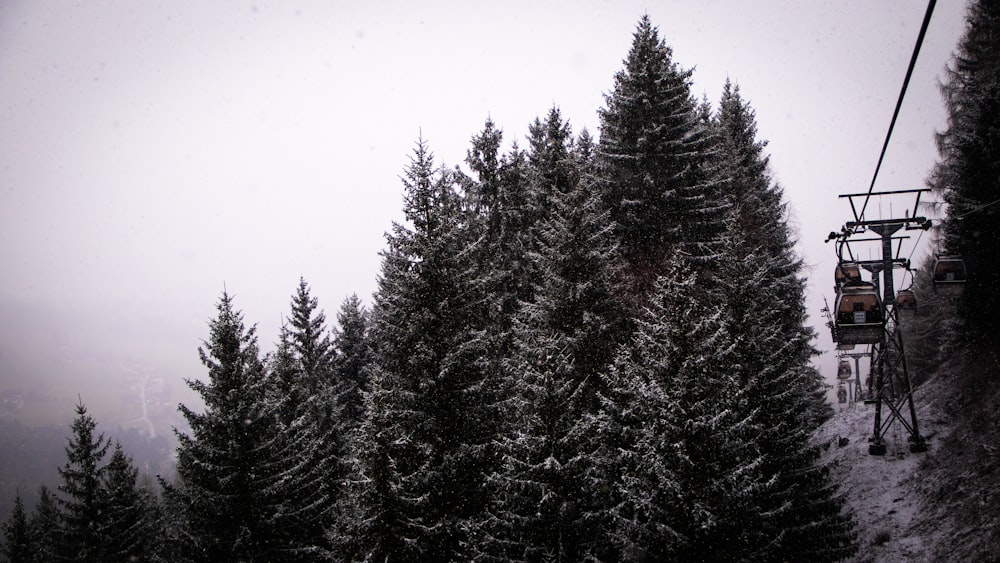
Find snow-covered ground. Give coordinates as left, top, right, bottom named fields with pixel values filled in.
left=814, top=370, right=1000, bottom=562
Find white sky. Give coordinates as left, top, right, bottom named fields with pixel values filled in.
left=0, top=1, right=969, bottom=422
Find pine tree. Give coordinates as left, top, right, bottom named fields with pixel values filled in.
left=27, top=486, right=58, bottom=563
left=597, top=15, right=728, bottom=306
left=713, top=83, right=854, bottom=559
left=929, top=0, right=1000, bottom=344
left=527, top=108, right=578, bottom=227
left=165, top=291, right=288, bottom=561
left=100, top=443, right=158, bottom=562
left=55, top=400, right=110, bottom=562
left=289, top=277, right=337, bottom=392
left=337, top=365, right=426, bottom=562
left=1, top=492, right=30, bottom=563
left=461, top=118, right=535, bottom=320
left=333, top=293, right=371, bottom=431
left=281, top=279, right=346, bottom=557
left=595, top=255, right=764, bottom=561
left=349, top=137, right=496, bottom=561
left=475, top=110, right=622, bottom=562
left=713, top=79, right=830, bottom=425
left=720, top=229, right=855, bottom=560
left=715, top=80, right=788, bottom=258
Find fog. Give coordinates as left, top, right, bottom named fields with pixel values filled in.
left=0, top=1, right=968, bottom=432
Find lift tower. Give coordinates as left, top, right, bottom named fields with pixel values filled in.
left=828, top=189, right=931, bottom=455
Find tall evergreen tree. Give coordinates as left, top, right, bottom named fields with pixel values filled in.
left=597, top=15, right=728, bottom=306
left=595, top=255, right=766, bottom=561
left=349, top=137, right=495, bottom=561
left=460, top=120, right=537, bottom=456
left=288, top=278, right=337, bottom=392
left=462, top=118, right=535, bottom=320
left=929, top=0, right=1000, bottom=344
left=476, top=110, right=621, bottom=562
left=527, top=108, right=578, bottom=227
left=282, top=279, right=347, bottom=557
left=1, top=492, right=30, bottom=563
left=713, top=82, right=854, bottom=559
left=101, top=443, right=159, bottom=562
left=165, top=291, right=290, bottom=561
left=715, top=80, right=788, bottom=258
left=718, top=229, right=855, bottom=560
left=333, top=293, right=371, bottom=431
left=27, top=486, right=58, bottom=563
left=713, top=80, right=830, bottom=426
left=55, top=401, right=110, bottom=563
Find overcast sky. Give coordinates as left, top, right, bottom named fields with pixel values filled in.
left=0, top=1, right=969, bottom=424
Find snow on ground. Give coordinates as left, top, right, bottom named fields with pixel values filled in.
left=814, top=374, right=955, bottom=562
left=814, top=364, right=1000, bottom=563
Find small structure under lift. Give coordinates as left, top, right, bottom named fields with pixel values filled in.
left=933, top=255, right=967, bottom=296
left=834, top=283, right=883, bottom=345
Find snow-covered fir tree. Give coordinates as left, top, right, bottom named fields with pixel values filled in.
left=347, top=138, right=497, bottom=561
left=28, top=486, right=59, bottom=563
left=100, top=443, right=159, bottom=562
left=333, top=293, right=372, bottom=432
left=716, top=228, right=856, bottom=560
left=1, top=492, right=29, bottom=563
left=474, top=110, right=622, bottom=562
left=280, top=278, right=348, bottom=556
left=712, top=79, right=832, bottom=426
left=165, top=291, right=300, bottom=561
left=594, top=254, right=766, bottom=561
left=711, top=81, right=855, bottom=559
left=461, top=118, right=536, bottom=326
left=929, top=0, right=1000, bottom=344
left=55, top=401, right=110, bottom=563
left=597, top=16, right=729, bottom=309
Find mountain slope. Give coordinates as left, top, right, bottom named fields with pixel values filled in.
left=814, top=357, right=1000, bottom=562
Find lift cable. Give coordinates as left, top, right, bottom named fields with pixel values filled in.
left=858, top=0, right=937, bottom=222
left=953, top=196, right=1000, bottom=220
left=899, top=196, right=999, bottom=286
left=902, top=228, right=926, bottom=288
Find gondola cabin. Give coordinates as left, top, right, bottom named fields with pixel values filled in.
left=837, top=383, right=848, bottom=404
left=835, top=262, right=863, bottom=288
left=837, top=342, right=856, bottom=351
left=933, top=255, right=967, bottom=296
left=896, top=288, right=917, bottom=315
left=838, top=360, right=852, bottom=380
left=835, top=283, right=883, bottom=344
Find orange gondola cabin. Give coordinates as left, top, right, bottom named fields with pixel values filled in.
left=835, top=261, right=863, bottom=288
left=834, top=283, right=883, bottom=344
left=896, top=288, right=917, bottom=314
left=933, top=255, right=967, bottom=296
left=837, top=360, right=852, bottom=380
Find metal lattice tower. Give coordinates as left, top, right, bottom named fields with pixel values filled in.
left=827, top=189, right=932, bottom=455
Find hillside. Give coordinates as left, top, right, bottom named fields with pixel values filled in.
left=815, top=354, right=1000, bottom=562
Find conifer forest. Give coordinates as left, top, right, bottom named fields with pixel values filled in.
left=4, top=5, right=1000, bottom=562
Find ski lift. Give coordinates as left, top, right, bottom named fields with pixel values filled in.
left=834, top=283, right=883, bottom=344
left=837, top=360, right=852, bottom=380
left=896, top=288, right=917, bottom=314
left=835, top=261, right=863, bottom=288
left=837, top=342, right=856, bottom=351
left=837, top=383, right=848, bottom=404
left=933, top=255, right=967, bottom=296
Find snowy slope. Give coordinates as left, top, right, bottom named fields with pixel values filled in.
left=814, top=370, right=1000, bottom=562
